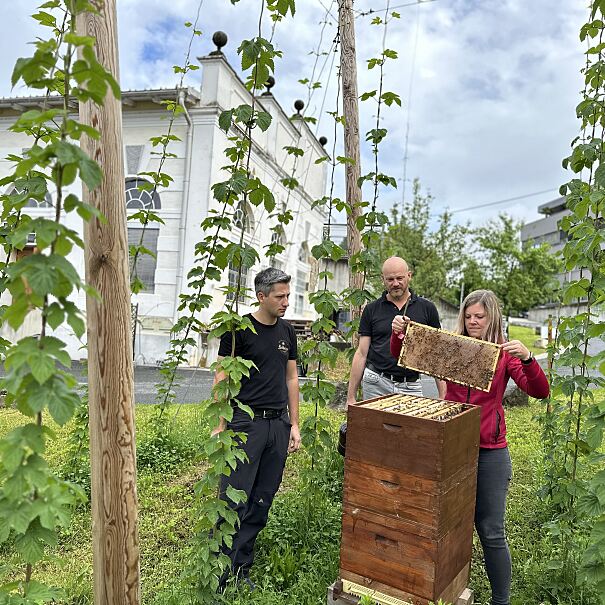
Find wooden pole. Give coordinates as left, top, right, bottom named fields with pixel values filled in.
left=547, top=314, right=553, bottom=413
left=77, top=3, right=140, bottom=604
left=338, top=0, right=364, bottom=336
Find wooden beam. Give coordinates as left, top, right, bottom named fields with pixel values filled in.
left=338, top=0, right=364, bottom=339
left=77, top=2, right=140, bottom=605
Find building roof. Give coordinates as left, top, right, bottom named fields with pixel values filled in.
left=0, top=87, right=201, bottom=112
left=537, top=196, right=566, bottom=215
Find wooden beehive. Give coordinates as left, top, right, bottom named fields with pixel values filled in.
left=397, top=321, right=501, bottom=392
left=339, top=393, right=481, bottom=605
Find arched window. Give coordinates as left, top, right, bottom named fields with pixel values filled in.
left=234, top=201, right=253, bottom=233
left=8, top=185, right=53, bottom=208
left=125, top=177, right=161, bottom=210
left=126, top=178, right=161, bottom=293
left=25, top=192, right=53, bottom=208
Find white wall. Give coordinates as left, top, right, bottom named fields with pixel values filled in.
left=0, top=53, right=328, bottom=366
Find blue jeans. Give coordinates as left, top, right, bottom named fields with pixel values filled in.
left=475, top=447, right=513, bottom=605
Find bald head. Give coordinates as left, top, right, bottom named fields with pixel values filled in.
left=381, top=256, right=412, bottom=302
left=382, top=256, right=409, bottom=275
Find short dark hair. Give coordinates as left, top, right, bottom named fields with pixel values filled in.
left=254, top=267, right=291, bottom=296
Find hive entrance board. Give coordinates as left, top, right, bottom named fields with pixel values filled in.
left=397, top=322, right=500, bottom=392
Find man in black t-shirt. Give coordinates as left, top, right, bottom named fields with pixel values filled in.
left=213, top=267, right=300, bottom=590
left=346, top=256, right=446, bottom=405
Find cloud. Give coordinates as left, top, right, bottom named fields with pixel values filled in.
left=0, top=0, right=588, bottom=229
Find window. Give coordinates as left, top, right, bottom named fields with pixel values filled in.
left=271, top=227, right=286, bottom=249
left=298, top=241, right=309, bottom=263
left=126, top=179, right=161, bottom=292
left=125, top=177, right=161, bottom=210
left=234, top=201, right=254, bottom=233
left=295, top=269, right=307, bottom=314
left=25, top=192, right=53, bottom=208
left=227, top=262, right=249, bottom=303
left=336, top=309, right=351, bottom=334
left=9, top=186, right=52, bottom=208
left=128, top=228, right=159, bottom=293
left=295, top=294, right=304, bottom=314
left=125, top=145, right=145, bottom=175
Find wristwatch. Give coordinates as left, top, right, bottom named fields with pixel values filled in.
left=521, top=353, right=534, bottom=365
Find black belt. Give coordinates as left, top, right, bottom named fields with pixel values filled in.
left=366, top=361, right=417, bottom=383
left=253, top=408, right=285, bottom=420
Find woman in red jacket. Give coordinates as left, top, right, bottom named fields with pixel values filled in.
left=391, top=290, right=549, bottom=605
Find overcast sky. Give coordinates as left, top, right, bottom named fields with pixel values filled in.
left=0, top=0, right=586, bottom=229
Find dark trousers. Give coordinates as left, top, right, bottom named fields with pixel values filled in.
left=219, top=408, right=291, bottom=577
left=475, top=447, right=513, bottom=605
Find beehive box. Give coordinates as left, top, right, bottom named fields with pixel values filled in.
left=339, top=393, right=481, bottom=605
left=397, top=321, right=500, bottom=392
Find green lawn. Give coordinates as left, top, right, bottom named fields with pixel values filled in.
left=509, top=324, right=546, bottom=356
left=0, top=397, right=598, bottom=605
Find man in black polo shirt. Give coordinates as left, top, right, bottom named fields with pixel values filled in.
left=213, top=267, right=301, bottom=590
left=346, top=256, right=446, bottom=405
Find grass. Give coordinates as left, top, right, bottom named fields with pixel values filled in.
left=509, top=324, right=546, bottom=356
left=0, top=397, right=599, bottom=605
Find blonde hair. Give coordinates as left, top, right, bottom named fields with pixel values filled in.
left=456, top=289, right=504, bottom=344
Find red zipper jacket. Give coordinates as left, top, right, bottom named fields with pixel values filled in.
left=390, top=331, right=549, bottom=448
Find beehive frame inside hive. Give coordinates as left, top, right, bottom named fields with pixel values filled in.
left=397, top=321, right=500, bottom=392
left=361, top=393, right=468, bottom=420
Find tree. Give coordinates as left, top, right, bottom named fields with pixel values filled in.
left=378, top=179, right=470, bottom=303
left=475, top=214, right=561, bottom=316
left=377, top=186, right=560, bottom=316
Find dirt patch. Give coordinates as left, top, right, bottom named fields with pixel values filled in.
left=398, top=322, right=500, bottom=391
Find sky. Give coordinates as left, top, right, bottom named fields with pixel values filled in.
left=0, top=0, right=587, bottom=230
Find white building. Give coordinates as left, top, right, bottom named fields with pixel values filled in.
left=0, top=43, right=328, bottom=366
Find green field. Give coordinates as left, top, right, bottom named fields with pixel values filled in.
left=0, top=397, right=597, bottom=605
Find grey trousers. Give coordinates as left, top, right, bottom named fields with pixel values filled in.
left=475, top=447, right=513, bottom=605
left=361, top=366, right=423, bottom=400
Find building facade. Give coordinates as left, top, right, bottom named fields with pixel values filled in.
left=520, top=196, right=576, bottom=281
left=520, top=196, right=605, bottom=324
left=0, top=48, right=328, bottom=366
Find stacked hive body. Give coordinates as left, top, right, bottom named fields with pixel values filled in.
left=340, top=394, right=481, bottom=605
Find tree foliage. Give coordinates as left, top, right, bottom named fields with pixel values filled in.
left=379, top=179, right=470, bottom=304
left=378, top=181, right=560, bottom=314
left=476, top=214, right=561, bottom=316
left=537, top=6, right=605, bottom=603
left=0, top=1, right=115, bottom=601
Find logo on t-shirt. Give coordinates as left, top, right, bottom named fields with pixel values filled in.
left=277, top=340, right=289, bottom=355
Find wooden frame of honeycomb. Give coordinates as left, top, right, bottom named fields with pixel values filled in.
left=397, top=321, right=501, bottom=392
